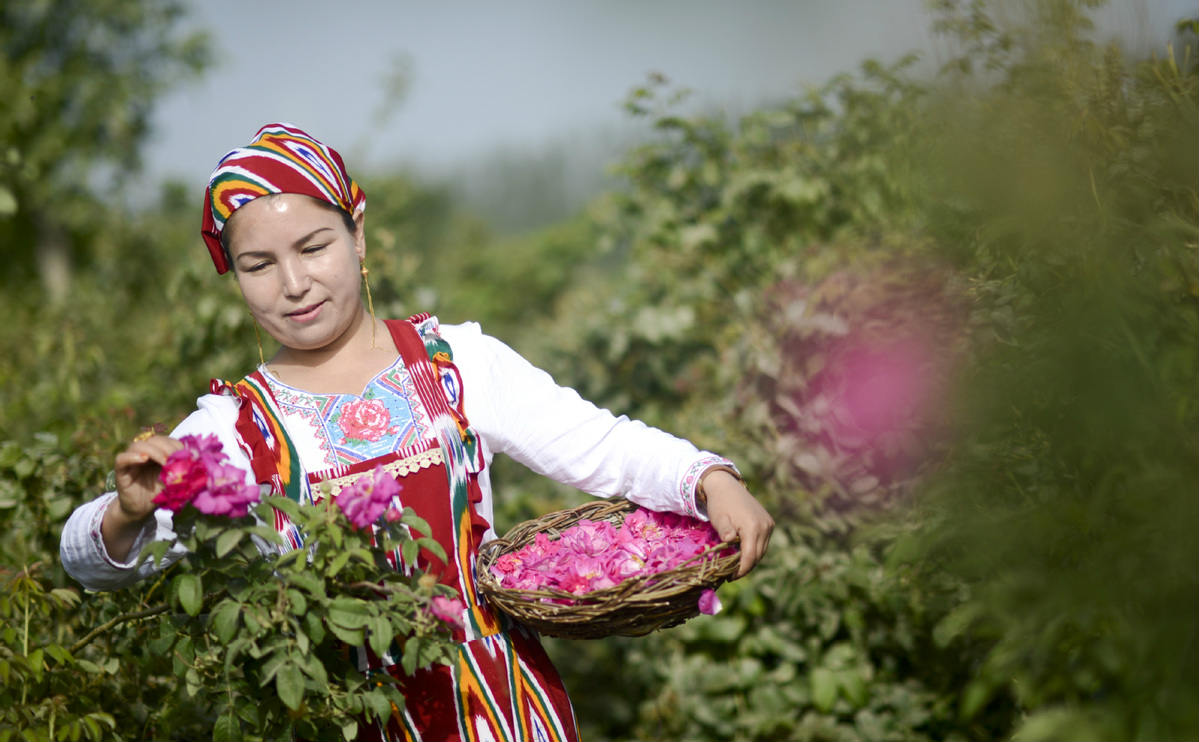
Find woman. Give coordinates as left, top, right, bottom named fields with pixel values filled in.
left=61, top=122, right=773, bottom=741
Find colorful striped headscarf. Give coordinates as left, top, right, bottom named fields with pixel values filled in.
left=201, top=122, right=366, bottom=274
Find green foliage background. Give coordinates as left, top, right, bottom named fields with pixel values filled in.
left=1, top=1, right=1196, bottom=740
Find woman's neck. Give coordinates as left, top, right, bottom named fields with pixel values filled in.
left=266, top=310, right=397, bottom=395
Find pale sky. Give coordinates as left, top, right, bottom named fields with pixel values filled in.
left=143, top=0, right=1194, bottom=190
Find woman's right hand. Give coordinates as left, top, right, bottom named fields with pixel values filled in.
left=103, top=435, right=182, bottom=561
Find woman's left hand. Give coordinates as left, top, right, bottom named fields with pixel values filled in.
left=701, top=469, right=774, bottom=578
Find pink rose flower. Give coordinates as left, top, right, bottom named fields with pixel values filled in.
left=191, top=461, right=260, bottom=518
left=335, top=465, right=401, bottom=530
left=620, top=508, right=663, bottom=541
left=601, top=550, right=642, bottom=583
left=556, top=556, right=607, bottom=595
left=560, top=519, right=617, bottom=557
left=429, top=596, right=465, bottom=629
left=491, top=553, right=524, bottom=578
left=154, top=434, right=259, bottom=517
left=338, top=398, right=392, bottom=442
left=698, top=589, right=722, bottom=615
left=154, top=447, right=208, bottom=512
left=493, top=507, right=727, bottom=603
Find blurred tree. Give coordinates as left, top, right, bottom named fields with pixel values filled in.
left=0, top=0, right=208, bottom=301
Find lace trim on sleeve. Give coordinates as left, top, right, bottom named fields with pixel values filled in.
left=680, top=454, right=740, bottom=519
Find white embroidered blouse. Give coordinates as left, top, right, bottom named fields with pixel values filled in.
left=60, top=320, right=734, bottom=591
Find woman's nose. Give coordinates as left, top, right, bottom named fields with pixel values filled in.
left=278, top=258, right=311, bottom=298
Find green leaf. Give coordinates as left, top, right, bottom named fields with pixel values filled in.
left=224, top=638, right=251, bottom=674
left=838, top=668, right=869, bottom=708
left=85, top=711, right=115, bottom=733
left=328, top=597, right=370, bottom=628
left=276, top=662, right=305, bottom=710
left=177, top=574, right=202, bottom=617
left=213, top=710, right=241, bottom=742
left=76, top=659, right=103, bottom=674
left=235, top=696, right=261, bottom=726
left=933, top=603, right=981, bottom=648
left=295, top=625, right=310, bottom=656
left=288, top=570, right=323, bottom=595
left=260, top=652, right=288, bottom=685
left=304, top=612, right=326, bottom=645
left=327, top=621, right=364, bottom=646
left=340, top=720, right=359, bottom=741
left=299, top=651, right=328, bottom=687
left=248, top=524, right=284, bottom=546
left=266, top=496, right=300, bottom=519
left=286, top=589, right=308, bottom=615
left=27, top=648, right=44, bottom=682
left=364, top=688, right=393, bottom=724
left=325, top=550, right=351, bottom=577
left=45, top=643, right=70, bottom=664
left=49, top=588, right=80, bottom=608
left=417, top=537, right=447, bottom=564
left=401, top=637, right=421, bottom=676
left=211, top=600, right=241, bottom=644
left=46, top=496, right=74, bottom=520
left=369, top=615, right=392, bottom=658
left=401, top=539, right=418, bottom=567
left=810, top=667, right=837, bottom=712
left=215, top=528, right=244, bottom=558
left=960, top=679, right=994, bottom=720
left=273, top=548, right=306, bottom=571
left=185, top=667, right=202, bottom=697
left=139, top=539, right=170, bottom=568
left=404, top=513, right=432, bottom=537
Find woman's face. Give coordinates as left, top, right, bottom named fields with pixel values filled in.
left=225, top=194, right=366, bottom=353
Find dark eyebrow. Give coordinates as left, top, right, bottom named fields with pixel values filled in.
left=234, top=228, right=336, bottom=261
left=292, top=227, right=335, bottom=248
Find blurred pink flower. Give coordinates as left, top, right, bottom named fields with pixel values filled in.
left=698, top=589, right=722, bottom=615
left=825, top=338, right=934, bottom=446
left=429, top=596, right=465, bottom=629
left=335, top=465, right=401, bottom=530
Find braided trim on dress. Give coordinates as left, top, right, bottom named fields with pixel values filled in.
left=319, top=447, right=445, bottom=499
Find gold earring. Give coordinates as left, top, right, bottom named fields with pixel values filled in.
left=250, top=314, right=266, bottom=367
left=361, top=261, right=378, bottom=349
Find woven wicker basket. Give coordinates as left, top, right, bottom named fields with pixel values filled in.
left=476, top=498, right=740, bottom=639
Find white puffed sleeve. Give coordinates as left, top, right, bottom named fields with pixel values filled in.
left=60, top=393, right=254, bottom=591
left=440, top=322, right=735, bottom=520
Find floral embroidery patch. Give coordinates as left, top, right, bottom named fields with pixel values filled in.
left=336, top=397, right=397, bottom=443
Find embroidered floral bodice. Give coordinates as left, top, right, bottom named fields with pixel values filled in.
left=257, top=357, right=435, bottom=469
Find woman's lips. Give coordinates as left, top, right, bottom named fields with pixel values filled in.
left=286, top=301, right=324, bottom=323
